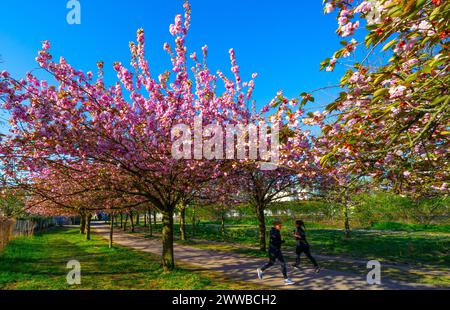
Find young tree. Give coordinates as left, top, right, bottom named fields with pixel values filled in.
left=229, top=94, right=325, bottom=251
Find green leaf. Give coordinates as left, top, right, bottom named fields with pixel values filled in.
left=431, top=95, right=448, bottom=107
left=422, top=64, right=432, bottom=74
left=320, top=58, right=330, bottom=71
left=373, top=88, right=389, bottom=98
left=416, top=0, right=426, bottom=8
left=405, top=72, right=418, bottom=83
left=374, top=73, right=387, bottom=85
left=365, top=34, right=374, bottom=49
left=320, top=154, right=332, bottom=166
left=382, top=39, right=397, bottom=52
left=387, top=5, right=403, bottom=17
left=430, top=6, right=441, bottom=21
left=326, top=101, right=338, bottom=111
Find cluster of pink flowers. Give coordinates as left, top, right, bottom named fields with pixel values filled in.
left=325, top=3, right=335, bottom=14
left=411, top=20, right=435, bottom=36
left=354, top=1, right=374, bottom=14
left=393, top=38, right=418, bottom=55
left=388, top=85, right=407, bottom=99
left=169, top=14, right=183, bottom=36
left=341, top=21, right=360, bottom=37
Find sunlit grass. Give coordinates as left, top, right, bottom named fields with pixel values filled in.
left=0, top=227, right=261, bottom=290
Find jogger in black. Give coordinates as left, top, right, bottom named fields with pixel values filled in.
left=292, top=220, right=320, bottom=273
left=257, top=221, right=294, bottom=285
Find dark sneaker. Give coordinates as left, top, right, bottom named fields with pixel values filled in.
left=292, top=264, right=300, bottom=269
left=314, top=266, right=321, bottom=273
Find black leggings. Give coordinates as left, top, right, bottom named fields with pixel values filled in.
left=261, top=248, right=287, bottom=278
left=295, top=244, right=318, bottom=267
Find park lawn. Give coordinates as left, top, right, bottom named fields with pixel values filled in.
left=170, top=227, right=450, bottom=288
left=302, top=229, right=449, bottom=266
left=129, top=222, right=449, bottom=287
left=139, top=222, right=450, bottom=267
left=0, top=227, right=262, bottom=290
left=173, top=239, right=450, bottom=287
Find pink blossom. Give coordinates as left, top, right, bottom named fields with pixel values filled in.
left=355, top=1, right=374, bottom=14
left=169, top=14, right=183, bottom=35
left=137, top=29, right=145, bottom=44
left=338, top=16, right=349, bottom=26
left=163, top=43, right=170, bottom=51
left=325, top=3, right=334, bottom=14
left=411, top=20, right=435, bottom=36
left=349, top=71, right=363, bottom=83
left=42, top=40, right=51, bottom=50
left=341, top=21, right=360, bottom=37
left=389, top=85, right=407, bottom=99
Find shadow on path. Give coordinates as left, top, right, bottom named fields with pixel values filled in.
left=91, top=224, right=436, bottom=290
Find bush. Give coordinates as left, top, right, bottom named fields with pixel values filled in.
left=351, top=192, right=449, bottom=227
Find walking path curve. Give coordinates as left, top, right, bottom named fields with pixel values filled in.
left=92, top=224, right=437, bottom=290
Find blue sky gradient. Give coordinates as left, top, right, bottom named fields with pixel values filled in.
left=1, top=0, right=352, bottom=124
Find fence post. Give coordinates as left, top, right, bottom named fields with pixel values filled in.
left=0, top=217, right=16, bottom=252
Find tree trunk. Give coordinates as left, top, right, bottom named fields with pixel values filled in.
left=153, top=211, right=157, bottom=226
left=191, top=205, right=196, bottom=237
left=149, top=215, right=153, bottom=236
left=80, top=213, right=86, bottom=234
left=109, top=214, right=114, bottom=248
left=136, top=212, right=140, bottom=225
left=86, top=214, right=92, bottom=241
left=120, top=213, right=123, bottom=228
left=129, top=211, right=135, bottom=233
left=179, top=205, right=186, bottom=241
left=220, top=210, right=226, bottom=238
left=123, top=213, right=128, bottom=231
left=344, top=204, right=351, bottom=238
left=256, top=205, right=267, bottom=252
left=148, top=209, right=153, bottom=236
left=161, top=209, right=175, bottom=271
left=144, top=211, right=147, bottom=227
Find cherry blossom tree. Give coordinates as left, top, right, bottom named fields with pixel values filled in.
left=225, top=92, right=327, bottom=251
left=317, top=0, right=449, bottom=199
left=0, top=1, right=258, bottom=271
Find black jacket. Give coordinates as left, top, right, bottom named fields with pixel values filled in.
left=294, top=227, right=308, bottom=246
left=269, top=227, right=284, bottom=251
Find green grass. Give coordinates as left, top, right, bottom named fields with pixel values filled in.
left=370, top=222, right=450, bottom=233
left=301, top=229, right=450, bottom=266
left=161, top=228, right=450, bottom=288
left=138, top=221, right=449, bottom=267
left=0, top=227, right=261, bottom=290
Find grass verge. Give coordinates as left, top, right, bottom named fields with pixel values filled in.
left=0, top=227, right=263, bottom=290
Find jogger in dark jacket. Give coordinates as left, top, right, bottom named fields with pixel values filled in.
left=257, top=221, right=294, bottom=285
left=292, top=220, right=320, bottom=273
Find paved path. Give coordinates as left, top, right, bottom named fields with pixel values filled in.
left=92, top=224, right=436, bottom=290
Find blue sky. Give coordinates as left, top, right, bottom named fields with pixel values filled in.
left=0, top=0, right=350, bottom=125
